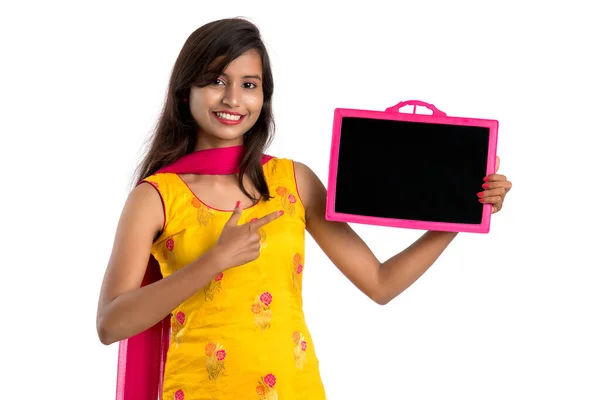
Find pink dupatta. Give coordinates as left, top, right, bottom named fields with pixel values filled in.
left=115, top=145, right=272, bottom=400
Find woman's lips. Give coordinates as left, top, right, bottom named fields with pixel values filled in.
left=213, top=111, right=245, bottom=125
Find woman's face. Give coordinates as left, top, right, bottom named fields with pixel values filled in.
left=190, top=49, right=264, bottom=149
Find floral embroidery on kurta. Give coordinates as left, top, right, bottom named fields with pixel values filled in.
left=204, top=272, right=223, bottom=301
left=191, top=198, right=215, bottom=226
left=256, top=373, right=278, bottom=400
left=172, top=311, right=186, bottom=348
left=252, top=292, right=273, bottom=331
left=292, top=331, right=308, bottom=369
left=250, top=217, right=267, bottom=249
left=163, top=237, right=176, bottom=269
left=173, top=389, right=185, bottom=400
left=275, top=186, right=297, bottom=215
left=205, top=342, right=227, bottom=380
left=292, top=253, right=303, bottom=291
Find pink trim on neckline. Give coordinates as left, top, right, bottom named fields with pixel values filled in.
left=173, top=173, right=265, bottom=213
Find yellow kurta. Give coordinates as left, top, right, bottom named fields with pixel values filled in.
left=143, top=157, right=327, bottom=400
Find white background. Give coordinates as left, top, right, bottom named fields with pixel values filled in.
left=1, top=1, right=599, bottom=399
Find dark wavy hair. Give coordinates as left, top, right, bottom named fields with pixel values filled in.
left=133, top=18, right=275, bottom=202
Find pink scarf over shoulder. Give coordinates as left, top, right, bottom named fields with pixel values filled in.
left=115, top=145, right=273, bottom=400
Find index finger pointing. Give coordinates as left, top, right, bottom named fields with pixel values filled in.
left=250, top=210, right=284, bottom=229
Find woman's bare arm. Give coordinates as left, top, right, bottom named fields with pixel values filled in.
left=95, top=183, right=223, bottom=345
left=294, top=161, right=457, bottom=305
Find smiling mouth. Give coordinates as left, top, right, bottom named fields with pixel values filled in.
left=214, top=112, right=244, bottom=121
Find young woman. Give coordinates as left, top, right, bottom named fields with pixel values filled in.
left=96, top=17, right=512, bottom=400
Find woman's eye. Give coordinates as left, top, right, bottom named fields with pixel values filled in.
left=214, top=78, right=224, bottom=85
left=243, top=82, right=257, bottom=89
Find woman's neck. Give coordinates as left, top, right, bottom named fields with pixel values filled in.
left=194, top=135, right=244, bottom=151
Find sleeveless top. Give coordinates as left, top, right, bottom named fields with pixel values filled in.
left=142, top=157, right=327, bottom=400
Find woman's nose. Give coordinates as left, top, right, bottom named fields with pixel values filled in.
left=222, top=85, right=240, bottom=107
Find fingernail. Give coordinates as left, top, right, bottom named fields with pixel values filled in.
left=278, top=210, right=284, bottom=216
left=235, top=201, right=241, bottom=208
left=479, top=198, right=485, bottom=203
left=477, top=191, right=484, bottom=197
left=483, top=176, right=489, bottom=181
left=482, top=183, right=489, bottom=189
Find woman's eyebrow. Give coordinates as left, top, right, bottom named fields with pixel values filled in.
left=221, top=72, right=262, bottom=81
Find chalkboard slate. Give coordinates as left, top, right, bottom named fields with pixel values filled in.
left=326, top=100, right=498, bottom=233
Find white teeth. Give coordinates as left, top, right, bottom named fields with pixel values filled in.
left=216, top=112, right=242, bottom=121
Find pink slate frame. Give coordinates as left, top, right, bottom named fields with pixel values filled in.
left=325, top=100, right=499, bottom=234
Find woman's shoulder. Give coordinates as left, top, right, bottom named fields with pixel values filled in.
left=264, top=156, right=323, bottom=211
left=135, top=172, right=187, bottom=211
left=263, top=152, right=319, bottom=177
left=139, top=171, right=180, bottom=186
left=263, top=155, right=314, bottom=176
